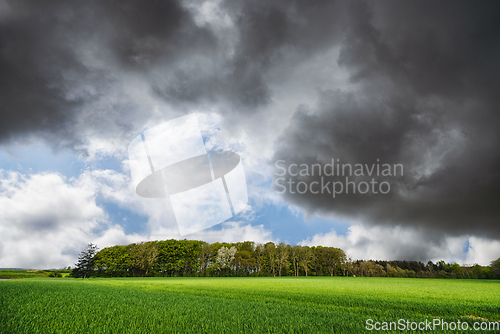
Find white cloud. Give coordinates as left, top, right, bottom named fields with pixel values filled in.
left=0, top=163, right=277, bottom=269
left=300, top=224, right=499, bottom=266
left=93, top=226, right=147, bottom=249
left=81, top=166, right=278, bottom=245
left=0, top=168, right=155, bottom=269
left=187, top=221, right=277, bottom=245
left=465, top=237, right=500, bottom=266
left=0, top=170, right=106, bottom=268
left=76, top=168, right=180, bottom=238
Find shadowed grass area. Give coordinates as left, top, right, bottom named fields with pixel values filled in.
left=1, top=277, right=499, bottom=333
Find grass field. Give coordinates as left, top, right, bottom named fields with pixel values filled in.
left=0, top=270, right=70, bottom=279
left=1, top=277, right=499, bottom=333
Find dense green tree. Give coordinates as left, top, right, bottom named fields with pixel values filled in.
left=235, top=241, right=255, bottom=253
left=316, top=247, right=344, bottom=276
left=491, top=258, right=500, bottom=279
left=386, top=264, right=397, bottom=277
left=233, top=250, right=256, bottom=276
left=254, top=244, right=265, bottom=275
left=298, top=246, right=312, bottom=276
left=275, top=243, right=289, bottom=277
left=181, top=240, right=203, bottom=276
left=129, top=242, right=158, bottom=276
left=199, top=242, right=211, bottom=276
left=449, top=263, right=463, bottom=279
left=71, top=243, right=99, bottom=278
left=265, top=242, right=277, bottom=277
left=291, top=245, right=301, bottom=276
left=94, top=245, right=131, bottom=277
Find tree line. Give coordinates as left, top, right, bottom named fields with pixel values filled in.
left=70, top=240, right=500, bottom=280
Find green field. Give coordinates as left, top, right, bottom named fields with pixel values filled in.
left=1, top=277, right=499, bottom=333
left=0, top=270, right=70, bottom=279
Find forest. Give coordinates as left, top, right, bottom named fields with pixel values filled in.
left=70, top=240, right=500, bottom=280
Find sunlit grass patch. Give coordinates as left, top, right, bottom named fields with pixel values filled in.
left=1, top=277, right=498, bottom=333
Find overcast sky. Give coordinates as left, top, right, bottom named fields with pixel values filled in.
left=1, top=0, right=499, bottom=268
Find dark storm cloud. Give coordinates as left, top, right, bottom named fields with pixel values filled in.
left=102, top=0, right=215, bottom=69
left=2, top=0, right=331, bottom=145
left=153, top=0, right=345, bottom=108
left=0, top=0, right=344, bottom=144
left=0, top=0, right=215, bottom=147
left=0, top=0, right=87, bottom=145
left=273, top=1, right=500, bottom=238
left=221, top=0, right=346, bottom=107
